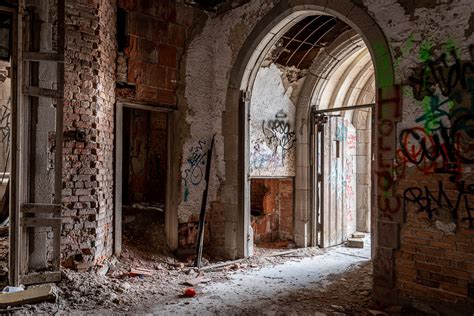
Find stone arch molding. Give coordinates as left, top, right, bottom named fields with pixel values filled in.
left=223, top=1, right=397, bottom=291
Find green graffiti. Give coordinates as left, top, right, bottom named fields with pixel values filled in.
left=373, top=41, right=393, bottom=87
left=419, top=40, right=434, bottom=62
left=394, top=34, right=414, bottom=69
left=421, top=96, right=432, bottom=132
left=444, top=37, right=459, bottom=58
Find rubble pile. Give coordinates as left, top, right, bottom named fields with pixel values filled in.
left=14, top=245, right=415, bottom=315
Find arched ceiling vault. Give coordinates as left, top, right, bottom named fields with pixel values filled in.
left=250, top=13, right=376, bottom=126
left=270, top=14, right=376, bottom=127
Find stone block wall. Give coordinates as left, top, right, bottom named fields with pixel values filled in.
left=62, top=0, right=116, bottom=269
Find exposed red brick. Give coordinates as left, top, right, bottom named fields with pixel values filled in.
left=158, top=44, right=177, bottom=68
left=128, top=12, right=149, bottom=38
left=168, top=23, right=186, bottom=48
left=146, top=64, right=167, bottom=89
left=63, top=0, right=116, bottom=268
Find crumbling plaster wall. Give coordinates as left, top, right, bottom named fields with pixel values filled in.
left=179, top=0, right=277, bottom=253
left=362, top=0, right=474, bottom=309
left=249, top=63, right=302, bottom=177
left=183, top=0, right=474, bottom=308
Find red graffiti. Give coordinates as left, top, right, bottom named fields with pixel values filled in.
left=376, top=86, right=402, bottom=219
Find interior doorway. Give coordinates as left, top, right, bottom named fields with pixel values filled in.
left=313, top=106, right=373, bottom=252
left=250, top=178, right=295, bottom=255
left=115, top=103, right=170, bottom=255
left=239, top=10, right=378, bottom=258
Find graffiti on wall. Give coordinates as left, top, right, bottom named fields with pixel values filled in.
left=182, top=139, right=208, bottom=202
left=404, top=180, right=474, bottom=233
left=250, top=110, right=296, bottom=176
left=399, top=40, right=474, bottom=231
left=0, top=98, right=9, bottom=183
left=261, top=110, right=296, bottom=163
left=376, top=85, right=402, bottom=222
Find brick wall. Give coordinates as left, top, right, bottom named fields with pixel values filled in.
left=392, top=45, right=474, bottom=307
left=395, top=173, right=474, bottom=305
left=116, top=0, right=187, bottom=107
left=250, top=178, right=294, bottom=243
left=279, top=178, right=294, bottom=240
left=62, top=0, right=116, bottom=269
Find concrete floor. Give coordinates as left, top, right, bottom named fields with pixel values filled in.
left=147, top=236, right=372, bottom=315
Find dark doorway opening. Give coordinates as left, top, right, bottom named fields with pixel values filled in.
left=121, top=107, right=168, bottom=253
left=250, top=178, right=295, bottom=255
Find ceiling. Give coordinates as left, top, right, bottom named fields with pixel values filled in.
left=270, top=15, right=351, bottom=69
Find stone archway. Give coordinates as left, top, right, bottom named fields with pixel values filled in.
left=223, top=0, right=399, bottom=302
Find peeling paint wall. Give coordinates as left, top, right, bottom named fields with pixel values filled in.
left=363, top=0, right=474, bottom=308
left=178, top=0, right=276, bottom=237
left=181, top=0, right=474, bottom=309
left=249, top=64, right=299, bottom=177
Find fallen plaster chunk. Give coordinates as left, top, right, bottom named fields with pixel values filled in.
left=346, top=238, right=364, bottom=248
left=183, top=277, right=211, bottom=287
left=0, top=285, right=56, bottom=307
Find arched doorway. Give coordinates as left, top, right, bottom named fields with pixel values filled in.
left=223, top=1, right=398, bottom=293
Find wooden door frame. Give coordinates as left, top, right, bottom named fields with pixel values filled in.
left=312, top=106, right=374, bottom=248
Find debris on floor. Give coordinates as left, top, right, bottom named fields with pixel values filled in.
left=3, top=236, right=418, bottom=315
left=0, top=239, right=368, bottom=314
left=0, top=234, right=8, bottom=288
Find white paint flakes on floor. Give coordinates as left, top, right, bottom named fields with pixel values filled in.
left=149, top=239, right=372, bottom=315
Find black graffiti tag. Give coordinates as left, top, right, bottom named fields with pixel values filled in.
left=408, top=49, right=474, bottom=101
left=403, top=181, right=474, bottom=229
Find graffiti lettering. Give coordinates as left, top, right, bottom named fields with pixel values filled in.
left=181, top=139, right=208, bottom=202
left=404, top=181, right=474, bottom=229
left=409, top=49, right=474, bottom=101
left=398, top=108, right=474, bottom=180
left=251, top=110, right=296, bottom=174
left=376, top=85, right=402, bottom=220
left=261, top=113, right=296, bottom=166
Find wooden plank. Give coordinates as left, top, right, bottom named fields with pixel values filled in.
left=9, top=2, right=22, bottom=287
left=19, top=271, right=61, bottom=285
left=114, top=104, right=123, bottom=255
left=198, top=258, right=246, bottom=271
left=52, top=0, right=65, bottom=275
left=23, top=52, right=64, bottom=62
left=129, top=268, right=153, bottom=276
left=20, top=218, right=61, bottom=228
left=52, top=226, right=60, bottom=270
left=21, top=203, right=61, bottom=214
left=23, top=86, right=62, bottom=99
left=0, top=284, right=56, bottom=306
left=194, top=135, right=215, bottom=268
